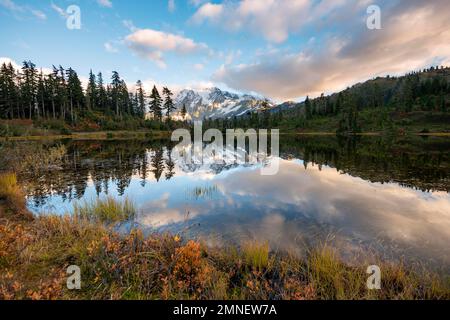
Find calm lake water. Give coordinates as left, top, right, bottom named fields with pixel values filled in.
left=3, top=135, right=450, bottom=271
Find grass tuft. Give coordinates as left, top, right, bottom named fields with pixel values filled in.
left=73, top=196, right=136, bottom=224
left=242, top=241, right=270, bottom=272
left=0, top=173, right=31, bottom=221
left=0, top=173, right=19, bottom=199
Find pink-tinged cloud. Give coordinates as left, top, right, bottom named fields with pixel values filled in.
left=213, top=0, right=450, bottom=100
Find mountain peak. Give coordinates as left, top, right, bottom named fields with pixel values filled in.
left=173, top=87, right=272, bottom=120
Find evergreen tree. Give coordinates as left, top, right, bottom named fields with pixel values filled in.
left=136, top=80, right=146, bottom=118
left=0, top=62, right=18, bottom=119
left=120, top=80, right=130, bottom=115
left=36, top=70, right=46, bottom=119
left=111, top=71, right=121, bottom=117
left=66, top=67, right=84, bottom=122
left=47, top=67, right=58, bottom=119
left=162, top=86, right=176, bottom=120
left=21, top=61, right=38, bottom=119
left=165, top=147, right=175, bottom=180
left=57, top=65, right=68, bottom=120
left=261, top=100, right=271, bottom=127
left=181, top=103, right=187, bottom=120
left=96, top=72, right=107, bottom=112
left=86, top=69, right=96, bottom=111
left=132, top=92, right=139, bottom=116
left=304, top=96, right=311, bottom=119
left=149, top=85, right=162, bottom=121
left=151, top=148, right=165, bottom=182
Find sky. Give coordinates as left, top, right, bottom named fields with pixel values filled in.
left=1, top=0, right=450, bottom=102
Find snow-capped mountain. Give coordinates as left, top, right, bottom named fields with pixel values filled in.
left=172, top=87, right=272, bottom=120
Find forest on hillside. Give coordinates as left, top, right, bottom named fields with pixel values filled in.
left=1, top=61, right=450, bottom=135
left=204, top=66, right=450, bottom=134
left=0, top=61, right=187, bottom=134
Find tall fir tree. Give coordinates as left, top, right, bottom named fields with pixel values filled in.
left=162, top=87, right=176, bottom=120
left=304, top=96, right=311, bottom=119
left=136, top=80, right=146, bottom=119
left=111, top=71, right=121, bottom=117
left=149, top=85, right=162, bottom=121
left=21, top=61, right=38, bottom=119
left=181, top=103, right=187, bottom=120
left=86, top=69, right=97, bottom=111
left=96, top=72, right=107, bottom=112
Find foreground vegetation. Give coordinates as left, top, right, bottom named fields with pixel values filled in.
left=0, top=172, right=449, bottom=300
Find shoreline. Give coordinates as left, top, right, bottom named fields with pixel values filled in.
left=0, top=130, right=171, bottom=141
left=1, top=130, right=450, bottom=141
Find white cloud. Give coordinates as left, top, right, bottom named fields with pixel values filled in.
left=122, top=19, right=137, bottom=32
left=168, top=0, right=176, bottom=13
left=191, top=2, right=223, bottom=24
left=191, top=0, right=333, bottom=43
left=97, top=0, right=112, bottom=8
left=31, top=9, right=46, bottom=20
left=213, top=0, right=450, bottom=100
left=0, top=57, right=53, bottom=76
left=189, top=0, right=207, bottom=6
left=225, top=50, right=242, bottom=65
left=51, top=3, right=68, bottom=18
left=0, top=0, right=22, bottom=11
left=104, top=42, right=119, bottom=53
left=193, top=63, right=204, bottom=71
left=125, top=28, right=209, bottom=68
left=1, top=0, right=46, bottom=20
left=0, top=57, right=21, bottom=70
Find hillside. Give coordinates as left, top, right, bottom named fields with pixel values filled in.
left=224, top=66, right=450, bottom=134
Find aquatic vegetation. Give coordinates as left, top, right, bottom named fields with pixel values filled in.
left=186, top=185, right=219, bottom=201
left=73, top=196, right=136, bottom=224
left=0, top=143, right=66, bottom=174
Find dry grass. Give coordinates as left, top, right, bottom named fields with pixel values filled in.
left=0, top=173, right=32, bottom=221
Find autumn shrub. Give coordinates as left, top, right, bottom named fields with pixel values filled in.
left=169, top=241, right=210, bottom=297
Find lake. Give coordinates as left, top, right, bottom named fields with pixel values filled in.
left=3, top=135, right=450, bottom=272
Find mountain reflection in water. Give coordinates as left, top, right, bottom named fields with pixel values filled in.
left=4, top=135, right=448, bottom=271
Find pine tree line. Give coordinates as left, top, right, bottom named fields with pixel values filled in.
left=0, top=60, right=179, bottom=123
left=221, top=66, right=450, bottom=133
